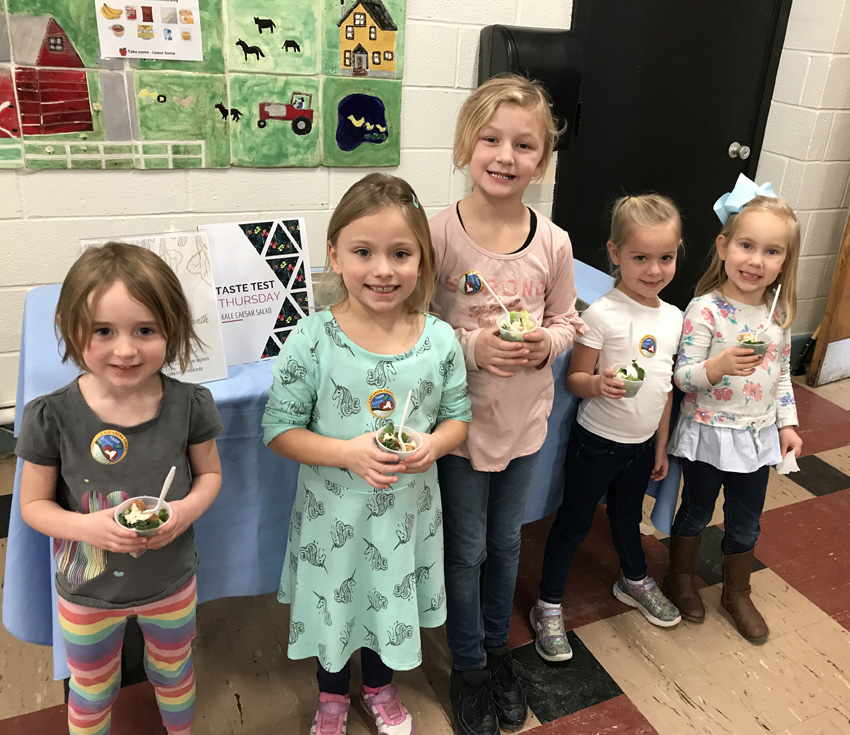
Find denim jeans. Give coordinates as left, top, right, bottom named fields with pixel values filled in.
left=538, top=422, right=656, bottom=604
left=438, top=451, right=539, bottom=671
left=671, top=457, right=769, bottom=554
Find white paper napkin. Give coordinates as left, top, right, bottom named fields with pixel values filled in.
left=776, top=452, right=800, bottom=474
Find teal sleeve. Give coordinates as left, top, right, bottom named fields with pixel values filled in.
left=437, top=332, right=472, bottom=424
left=261, top=326, right=318, bottom=445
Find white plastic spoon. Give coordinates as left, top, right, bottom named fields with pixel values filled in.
left=396, top=390, right=413, bottom=449
left=758, top=284, right=781, bottom=341
left=153, top=466, right=176, bottom=513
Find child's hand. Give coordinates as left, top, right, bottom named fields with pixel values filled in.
left=651, top=447, right=669, bottom=481
left=79, top=509, right=148, bottom=554
left=343, top=432, right=405, bottom=490
left=398, top=433, right=437, bottom=475
left=144, top=500, right=192, bottom=550
left=522, top=329, right=552, bottom=368
left=474, top=327, right=530, bottom=377
left=597, top=368, right=627, bottom=399
left=779, top=426, right=803, bottom=458
left=708, top=347, right=763, bottom=382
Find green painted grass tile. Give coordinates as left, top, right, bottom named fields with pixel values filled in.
left=27, top=158, right=68, bottom=170
left=141, top=157, right=171, bottom=169
left=70, top=159, right=103, bottom=170
left=104, top=159, right=135, bottom=169
left=171, top=157, right=204, bottom=169
left=171, top=144, right=203, bottom=156
left=142, top=144, right=170, bottom=155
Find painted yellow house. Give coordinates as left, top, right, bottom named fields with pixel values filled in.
left=338, top=0, right=397, bottom=77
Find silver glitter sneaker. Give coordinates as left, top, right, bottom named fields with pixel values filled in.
left=529, top=604, right=573, bottom=662
left=613, top=576, right=682, bottom=627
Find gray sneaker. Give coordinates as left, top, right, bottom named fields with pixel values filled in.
left=529, top=605, right=573, bottom=662
left=613, top=576, right=682, bottom=627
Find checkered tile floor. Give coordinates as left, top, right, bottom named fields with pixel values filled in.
left=2, top=376, right=850, bottom=734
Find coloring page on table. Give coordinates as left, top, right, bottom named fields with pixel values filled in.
left=94, top=1, right=203, bottom=61
left=79, top=231, right=228, bottom=383
left=202, top=218, right=315, bottom=364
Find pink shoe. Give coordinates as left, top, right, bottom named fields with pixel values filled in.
left=360, top=684, right=415, bottom=735
left=311, top=692, right=350, bottom=735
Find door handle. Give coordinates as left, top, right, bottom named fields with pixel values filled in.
left=728, top=142, right=751, bottom=159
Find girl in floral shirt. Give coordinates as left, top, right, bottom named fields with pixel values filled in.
left=663, top=177, right=803, bottom=645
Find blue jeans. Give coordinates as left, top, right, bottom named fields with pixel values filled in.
left=539, top=422, right=656, bottom=604
left=671, top=458, right=769, bottom=554
left=438, top=452, right=539, bottom=671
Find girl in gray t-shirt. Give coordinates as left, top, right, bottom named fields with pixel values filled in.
left=17, top=242, right=222, bottom=735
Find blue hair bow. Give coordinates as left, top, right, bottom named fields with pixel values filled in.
left=713, top=174, right=776, bottom=224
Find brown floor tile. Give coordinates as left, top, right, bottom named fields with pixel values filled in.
left=819, top=445, right=850, bottom=476
left=629, top=666, right=774, bottom=735
left=781, top=619, right=850, bottom=706
left=0, top=681, right=166, bottom=735
left=793, top=383, right=850, bottom=456
left=794, top=376, right=850, bottom=412
left=757, top=489, right=850, bottom=564
left=0, top=455, right=15, bottom=496
left=0, top=539, right=66, bottom=720
left=779, top=706, right=850, bottom=734
left=525, top=694, right=658, bottom=734
left=702, top=642, right=840, bottom=732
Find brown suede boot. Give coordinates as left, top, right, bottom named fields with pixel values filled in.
left=721, top=550, right=769, bottom=644
left=662, top=535, right=705, bottom=623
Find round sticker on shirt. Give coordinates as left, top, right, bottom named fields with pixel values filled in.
left=639, top=335, right=657, bottom=358
left=91, top=430, right=128, bottom=465
left=458, top=271, right=484, bottom=296
left=369, top=390, right=396, bottom=419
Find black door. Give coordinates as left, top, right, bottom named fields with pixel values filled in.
left=554, top=0, right=791, bottom=309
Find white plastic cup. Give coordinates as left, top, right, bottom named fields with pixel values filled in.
left=375, top=427, right=422, bottom=459
left=610, top=363, right=645, bottom=399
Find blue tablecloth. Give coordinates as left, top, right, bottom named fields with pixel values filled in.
left=3, top=262, right=680, bottom=680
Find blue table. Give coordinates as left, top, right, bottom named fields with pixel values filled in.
left=3, top=263, right=679, bottom=680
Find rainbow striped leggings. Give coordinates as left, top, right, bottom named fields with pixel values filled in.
left=58, top=577, right=197, bottom=735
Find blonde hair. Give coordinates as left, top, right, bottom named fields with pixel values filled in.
left=56, top=242, right=201, bottom=372
left=696, top=196, right=799, bottom=328
left=323, top=173, right=435, bottom=313
left=608, top=194, right=682, bottom=285
left=453, top=73, right=560, bottom=178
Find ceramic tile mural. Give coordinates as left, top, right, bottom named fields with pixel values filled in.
left=0, top=0, right=404, bottom=169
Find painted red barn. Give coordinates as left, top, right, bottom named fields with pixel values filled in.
left=9, top=15, right=93, bottom=135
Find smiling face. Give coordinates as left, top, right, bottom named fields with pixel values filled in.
left=608, top=222, right=680, bottom=307
left=328, top=205, right=423, bottom=319
left=81, top=280, right=167, bottom=392
left=716, top=209, right=789, bottom=304
left=467, top=103, right=546, bottom=202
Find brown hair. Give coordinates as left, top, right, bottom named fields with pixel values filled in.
left=323, top=173, right=435, bottom=313
left=453, top=73, right=561, bottom=178
left=696, top=196, right=800, bottom=328
left=608, top=194, right=683, bottom=285
left=55, top=241, right=201, bottom=372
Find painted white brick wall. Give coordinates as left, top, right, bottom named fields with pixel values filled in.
left=0, top=1, right=571, bottom=408
left=757, top=0, right=850, bottom=336
left=1, top=0, right=840, bottom=406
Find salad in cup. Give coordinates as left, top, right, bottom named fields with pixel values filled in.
left=736, top=331, right=769, bottom=356
left=114, top=496, right=172, bottom=537
left=375, top=423, right=422, bottom=458
left=611, top=359, right=645, bottom=398
left=498, top=309, right=536, bottom=342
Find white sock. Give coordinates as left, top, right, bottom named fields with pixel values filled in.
left=536, top=598, right=561, bottom=609
left=624, top=575, right=648, bottom=588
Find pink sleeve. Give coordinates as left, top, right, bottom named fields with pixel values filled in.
left=539, top=228, right=587, bottom=368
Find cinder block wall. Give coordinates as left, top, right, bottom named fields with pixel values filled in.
left=756, top=0, right=850, bottom=335
left=2, top=0, right=846, bottom=408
